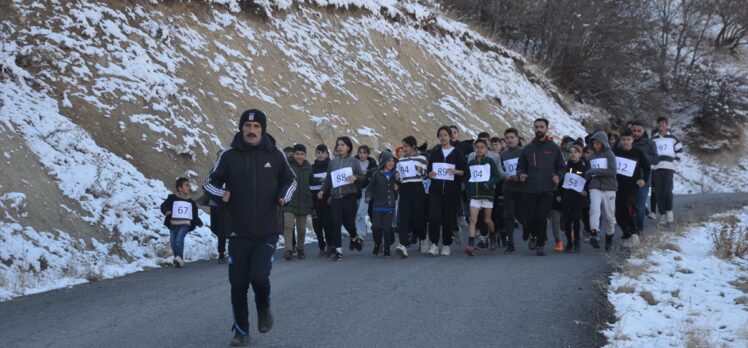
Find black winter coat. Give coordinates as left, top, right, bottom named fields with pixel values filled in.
left=160, top=194, right=203, bottom=231
left=204, top=132, right=296, bottom=239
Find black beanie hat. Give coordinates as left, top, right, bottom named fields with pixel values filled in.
left=238, top=109, right=267, bottom=133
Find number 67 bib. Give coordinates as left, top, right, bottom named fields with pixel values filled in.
left=172, top=201, right=193, bottom=219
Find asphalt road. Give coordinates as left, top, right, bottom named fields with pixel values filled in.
left=2, top=193, right=747, bottom=348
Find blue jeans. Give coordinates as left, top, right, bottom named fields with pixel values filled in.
left=169, top=225, right=189, bottom=258
left=635, top=186, right=649, bottom=233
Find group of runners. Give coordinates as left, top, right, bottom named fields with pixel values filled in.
left=159, top=109, right=682, bottom=345
left=265, top=115, right=680, bottom=261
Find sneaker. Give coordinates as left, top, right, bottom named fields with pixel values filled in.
left=666, top=211, right=674, bottom=224
left=536, top=245, right=545, bottom=256
left=173, top=257, right=180, bottom=268
left=257, top=306, right=273, bottom=333
left=349, top=239, right=356, bottom=251
left=333, top=251, right=343, bottom=261
left=176, top=256, right=185, bottom=267
left=440, top=245, right=451, bottom=256
left=605, top=234, right=613, bottom=252
left=420, top=239, right=430, bottom=253
left=297, top=249, right=305, bottom=259
left=373, top=243, right=381, bottom=256
left=528, top=236, right=537, bottom=250
left=218, top=253, right=226, bottom=264
left=395, top=244, right=408, bottom=258
left=647, top=212, right=657, bottom=220
left=622, top=237, right=632, bottom=248
left=427, top=243, right=439, bottom=256
left=565, top=242, right=573, bottom=253
left=629, top=234, right=640, bottom=247
left=354, top=236, right=364, bottom=251
left=383, top=247, right=391, bottom=257
left=229, top=332, right=250, bottom=347
left=504, top=244, right=515, bottom=254
left=283, top=250, right=293, bottom=260
left=589, top=237, right=600, bottom=249
left=464, top=245, right=475, bottom=257
left=554, top=240, right=564, bottom=253
left=476, top=239, right=488, bottom=251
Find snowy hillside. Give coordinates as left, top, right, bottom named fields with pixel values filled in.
left=0, top=0, right=745, bottom=300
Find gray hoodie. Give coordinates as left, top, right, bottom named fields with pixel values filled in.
left=586, top=131, right=618, bottom=191
left=321, top=154, right=366, bottom=199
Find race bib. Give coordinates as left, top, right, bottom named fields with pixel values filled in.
left=616, top=156, right=637, bottom=177
left=331, top=167, right=353, bottom=188
left=562, top=173, right=586, bottom=193
left=397, top=161, right=417, bottom=177
left=590, top=158, right=608, bottom=169
left=172, top=201, right=193, bottom=220
left=469, top=164, right=490, bottom=183
left=432, top=163, right=455, bottom=181
left=502, top=158, right=518, bottom=176
left=653, top=138, right=675, bottom=157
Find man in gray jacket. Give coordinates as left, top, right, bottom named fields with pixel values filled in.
left=630, top=121, right=659, bottom=234
left=585, top=131, right=618, bottom=251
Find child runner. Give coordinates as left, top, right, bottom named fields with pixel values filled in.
left=426, top=126, right=467, bottom=256
left=464, top=139, right=501, bottom=256
left=282, top=144, right=313, bottom=260
left=160, top=177, right=203, bottom=268
left=586, top=131, right=618, bottom=251
left=560, top=144, right=588, bottom=252
left=614, top=129, right=650, bottom=248
left=310, top=144, right=333, bottom=257
left=500, top=128, right=525, bottom=254
left=396, top=136, right=429, bottom=253
left=366, top=151, right=400, bottom=257
left=318, top=136, right=366, bottom=261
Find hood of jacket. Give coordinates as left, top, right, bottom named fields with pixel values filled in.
left=590, top=131, right=611, bottom=152
left=378, top=151, right=395, bottom=170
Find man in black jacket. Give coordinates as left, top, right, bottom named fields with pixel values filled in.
left=204, top=108, right=296, bottom=347
left=517, top=118, right=565, bottom=256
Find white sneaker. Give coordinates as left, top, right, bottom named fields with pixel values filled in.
left=395, top=244, right=408, bottom=258
left=427, top=243, right=439, bottom=256
left=622, top=238, right=632, bottom=248
left=647, top=212, right=657, bottom=220
left=666, top=211, right=674, bottom=223
left=630, top=234, right=640, bottom=247
left=176, top=256, right=185, bottom=267
left=440, top=245, right=451, bottom=256
left=420, top=239, right=429, bottom=253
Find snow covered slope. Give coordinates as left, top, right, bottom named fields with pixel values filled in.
left=0, top=0, right=743, bottom=300
left=0, top=0, right=590, bottom=299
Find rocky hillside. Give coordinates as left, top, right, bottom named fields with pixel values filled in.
left=0, top=0, right=744, bottom=299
